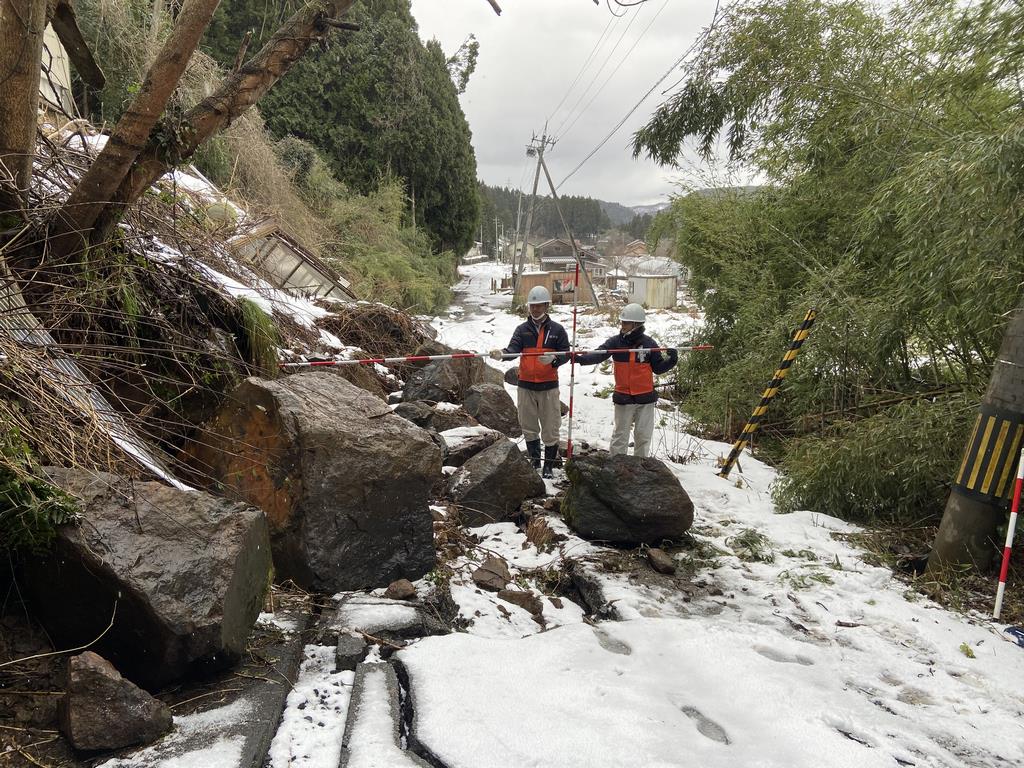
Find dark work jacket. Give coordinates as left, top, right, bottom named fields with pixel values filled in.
left=575, top=326, right=677, bottom=404
left=503, top=316, right=571, bottom=391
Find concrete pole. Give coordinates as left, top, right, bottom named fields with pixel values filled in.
left=931, top=303, right=1024, bottom=570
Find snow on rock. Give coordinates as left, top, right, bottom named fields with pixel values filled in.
left=438, top=425, right=499, bottom=450
left=97, top=700, right=252, bottom=768
left=332, top=596, right=422, bottom=635
left=268, top=645, right=354, bottom=768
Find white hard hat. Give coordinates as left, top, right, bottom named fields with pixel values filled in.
left=527, top=285, right=551, bottom=305
left=621, top=303, right=646, bottom=323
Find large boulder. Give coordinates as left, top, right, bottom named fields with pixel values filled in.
left=25, top=468, right=271, bottom=690
left=323, top=363, right=390, bottom=400
left=187, top=372, right=439, bottom=592
left=463, top=383, right=521, bottom=437
left=440, top=426, right=504, bottom=467
left=562, top=454, right=694, bottom=545
left=446, top=440, right=546, bottom=526
left=402, top=347, right=504, bottom=404
left=59, top=652, right=172, bottom=751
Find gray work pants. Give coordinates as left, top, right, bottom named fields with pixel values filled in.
left=610, top=402, right=656, bottom=457
left=517, top=387, right=561, bottom=447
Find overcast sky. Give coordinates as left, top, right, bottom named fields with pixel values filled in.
left=410, top=0, right=720, bottom=207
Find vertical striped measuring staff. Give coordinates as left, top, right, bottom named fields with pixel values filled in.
left=718, top=308, right=817, bottom=479
left=994, top=446, right=1023, bottom=620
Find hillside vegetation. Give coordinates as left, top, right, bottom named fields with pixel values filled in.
left=637, top=0, right=1023, bottom=525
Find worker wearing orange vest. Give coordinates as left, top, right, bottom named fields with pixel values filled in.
left=490, top=286, right=570, bottom=477
left=575, top=303, right=678, bottom=457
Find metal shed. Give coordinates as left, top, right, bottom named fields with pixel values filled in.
left=627, top=274, right=677, bottom=309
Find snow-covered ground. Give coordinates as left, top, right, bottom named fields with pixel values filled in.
left=108, top=262, right=1023, bottom=768
left=404, top=262, right=1024, bottom=768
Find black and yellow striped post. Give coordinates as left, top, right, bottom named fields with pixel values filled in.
left=951, top=405, right=1024, bottom=504
left=718, top=308, right=817, bottom=479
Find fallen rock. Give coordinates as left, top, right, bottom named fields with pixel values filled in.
left=384, top=579, right=417, bottom=601
left=504, top=366, right=519, bottom=385
left=336, top=634, right=369, bottom=672
left=497, top=589, right=543, bottom=616
left=463, top=383, right=521, bottom=437
left=403, top=349, right=504, bottom=404
left=472, top=556, right=512, bottom=592
left=393, top=400, right=479, bottom=433
left=562, top=454, right=694, bottom=545
left=323, top=363, right=389, bottom=400
left=59, top=652, right=172, bottom=751
left=446, top=439, right=546, bottom=526
left=647, top=548, right=677, bottom=575
left=187, top=372, right=439, bottom=592
left=440, top=426, right=504, bottom=467
left=25, top=468, right=270, bottom=690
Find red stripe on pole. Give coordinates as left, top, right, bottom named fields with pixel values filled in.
left=999, top=544, right=1013, bottom=583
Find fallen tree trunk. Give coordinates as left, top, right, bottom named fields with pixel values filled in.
left=49, top=0, right=221, bottom=259
left=89, top=0, right=356, bottom=243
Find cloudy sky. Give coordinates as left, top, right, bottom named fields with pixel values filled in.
left=410, top=0, right=720, bottom=207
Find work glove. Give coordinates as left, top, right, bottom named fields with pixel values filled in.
left=489, top=349, right=505, bottom=361
left=537, top=352, right=556, bottom=365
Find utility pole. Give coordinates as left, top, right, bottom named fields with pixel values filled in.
left=511, top=185, right=524, bottom=268
left=494, top=215, right=499, bottom=259
left=931, top=303, right=1024, bottom=570
left=538, top=153, right=601, bottom=309
left=514, top=130, right=556, bottom=297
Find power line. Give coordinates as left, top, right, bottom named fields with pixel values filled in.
left=558, top=0, right=671, bottom=144
left=557, top=1, right=722, bottom=191
left=552, top=2, right=645, bottom=138
left=546, top=13, right=617, bottom=127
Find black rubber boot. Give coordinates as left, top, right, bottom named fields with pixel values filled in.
left=525, top=439, right=542, bottom=469
left=542, top=444, right=561, bottom=478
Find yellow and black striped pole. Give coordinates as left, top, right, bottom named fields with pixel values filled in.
left=718, top=308, right=817, bottom=478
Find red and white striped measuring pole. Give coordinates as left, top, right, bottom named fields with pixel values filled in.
left=278, top=345, right=713, bottom=369
left=994, top=445, right=1024, bottom=620
left=567, top=260, right=580, bottom=460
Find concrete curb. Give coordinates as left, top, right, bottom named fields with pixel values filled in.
left=339, top=662, right=430, bottom=767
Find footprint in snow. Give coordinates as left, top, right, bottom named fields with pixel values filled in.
left=753, top=644, right=815, bottom=665
left=590, top=627, right=632, bottom=655
left=678, top=704, right=731, bottom=745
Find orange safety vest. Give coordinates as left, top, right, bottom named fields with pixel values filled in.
left=613, top=352, right=654, bottom=397
left=519, top=325, right=559, bottom=384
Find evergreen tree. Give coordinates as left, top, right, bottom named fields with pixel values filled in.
left=203, top=0, right=479, bottom=255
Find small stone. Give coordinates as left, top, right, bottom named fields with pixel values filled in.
left=543, top=497, right=560, bottom=511
left=430, top=508, right=446, bottom=522
left=497, top=589, right=543, bottom=616
left=472, top=556, right=512, bottom=592
left=335, top=634, right=368, bottom=672
left=647, top=548, right=677, bottom=575
left=383, top=579, right=416, bottom=601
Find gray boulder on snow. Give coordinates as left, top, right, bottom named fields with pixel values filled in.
left=562, top=454, right=694, bottom=545
left=462, top=382, right=522, bottom=437
left=25, top=468, right=271, bottom=690
left=446, top=439, right=546, bottom=526
left=187, top=372, right=439, bottom=593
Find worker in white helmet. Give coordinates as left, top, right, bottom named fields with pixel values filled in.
left=490, top=285, right=570, bottom=477
left=575, top=303, right=677, bottom=458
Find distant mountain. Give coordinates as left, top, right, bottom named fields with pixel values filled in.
left=629, top=201, right=671, bottom=217
left=598, top=200, right=635, bottom=227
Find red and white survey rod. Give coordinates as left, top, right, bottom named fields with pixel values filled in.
left=279, top=345, right=713, bottom=369
left=993, top=446, right=1023, bottom=620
